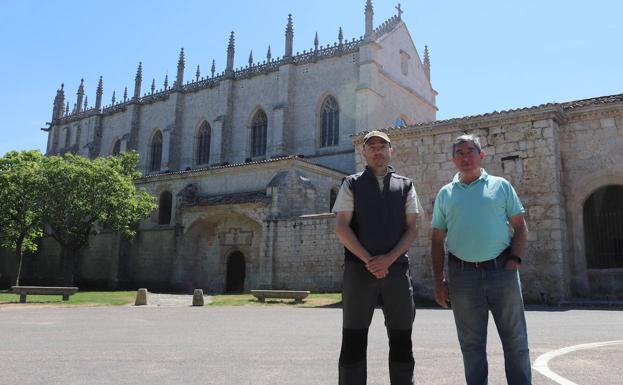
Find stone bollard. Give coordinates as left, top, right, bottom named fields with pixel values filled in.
left=192, top=289, right=204, bottom=306
left=135, top=288, right=148, bottom=306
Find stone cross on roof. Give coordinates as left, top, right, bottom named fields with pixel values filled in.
left=396, top=3, right=403, bottom=18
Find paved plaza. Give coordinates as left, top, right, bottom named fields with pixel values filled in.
left=0, top=303, right=622, bottom=384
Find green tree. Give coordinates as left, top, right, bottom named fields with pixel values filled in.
left=41, top=151, right=156, bottom=286
left=0, top=150, right=45, bottom=286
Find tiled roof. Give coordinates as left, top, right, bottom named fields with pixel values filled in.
left=180, top=190, right=270, bottom=208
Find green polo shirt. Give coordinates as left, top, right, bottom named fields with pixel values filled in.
left=431, top=169, right=524, bottom=262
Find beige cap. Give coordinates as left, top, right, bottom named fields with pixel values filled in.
left=363, top=130, right=391, bottom=144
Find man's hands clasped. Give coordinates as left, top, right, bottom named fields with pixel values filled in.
left=365, top=254, right=392, bottom=279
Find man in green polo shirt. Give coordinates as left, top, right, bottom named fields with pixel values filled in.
left=431, top=134, right=531, bottom=385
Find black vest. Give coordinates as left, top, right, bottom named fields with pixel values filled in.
left=343, top=166, right=412, bottom=264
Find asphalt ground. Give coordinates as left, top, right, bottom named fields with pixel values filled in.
left=0, top=305, right=621, bottom=385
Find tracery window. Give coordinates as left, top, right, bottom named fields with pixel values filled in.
left=150, top=130, right=163, bottom=172
left=251, top=110, right=267, bottom=157
left=320, top=96, right=339, bottom=147
left=196, top=121, right=211, bottom=165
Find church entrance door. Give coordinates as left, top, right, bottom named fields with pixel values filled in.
left=583, top=185, right=623, bottom=269
left=226, top=251, right=246, bottom=292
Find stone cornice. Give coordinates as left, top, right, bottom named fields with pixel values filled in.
left=562, top=100, right=623, bottom=122
left=353, top=105, right=566, bottom=144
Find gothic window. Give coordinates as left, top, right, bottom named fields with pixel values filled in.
left=394, top=117, right=407, bottom=126
left=158, top=191, right=173, bottom=225
left=111, top=139, right=121, bottom=156
left=149, top=130, right=163, bottom=172
left=251, top=110, right=267, bottom=157
left=64, top=127, right=71, bottom=148
left=320, top=96, right=339, bottom=147
left=584, top=185, right=623, bottom=269
left=196, top=121, right=211, bottom=165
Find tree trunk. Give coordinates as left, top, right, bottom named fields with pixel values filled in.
left=14, top=246, right=23, bottom=287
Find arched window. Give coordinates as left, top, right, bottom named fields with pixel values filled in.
left=158, top=191, right=173, bottom=225
left=111, top=139, right=121, bottom=156
left=251, top=110, right=267, bottom=157
left=584, top=185, right=623, bottom=269
left=196, top=121, right=211, bottom=165
left=393, top=117, right=407, bottom=126
left=64, top=127, right=71, bottom=148
left=320, top=96, right=339, bottom=147
left=150, top=130, right=163, bottom=172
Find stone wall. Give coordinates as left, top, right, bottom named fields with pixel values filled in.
left=559, top=105, right=623, bottom=298
left=367, top=108, right=570, bottom=302
left=272, top=214, right=343, bottom=291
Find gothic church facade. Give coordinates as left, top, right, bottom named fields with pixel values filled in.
left=19, top=1, right=438, bottom=293
left=3, top=1, right=621, bottom=303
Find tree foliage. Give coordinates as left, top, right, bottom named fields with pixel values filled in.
left=0, top=150, right=156, bottom=286
left=40, top=151, right=156, bottom=285
left=0, top=151, right=45, bottom=285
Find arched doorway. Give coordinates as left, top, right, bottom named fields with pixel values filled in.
left=226, top=251, right=246, bottom=292
left=583, top=185, right=623, bottom=269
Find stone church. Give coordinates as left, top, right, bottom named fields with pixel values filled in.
left=3, top=1, right=622, bottom=303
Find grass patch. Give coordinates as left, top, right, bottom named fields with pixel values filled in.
left=0, top=290, right=136, bottom=306
left=209, top=292, right=342, bottom=308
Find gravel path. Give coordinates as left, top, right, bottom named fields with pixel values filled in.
left=139, top=292, right=213, bottom=307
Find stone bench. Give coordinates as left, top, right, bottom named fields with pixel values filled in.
left=11, top=286, right=79, bottom=303
left=251, top=290, right=310, bottom=303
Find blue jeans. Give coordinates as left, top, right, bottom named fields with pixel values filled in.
left=448, top=257, right=532, bottom=385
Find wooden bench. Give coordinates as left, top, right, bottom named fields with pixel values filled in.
left=11, top=286, right=79, bottom=303
left=251, top=290, right=310, bottom=303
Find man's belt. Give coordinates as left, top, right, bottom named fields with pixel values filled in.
left=448, top=247, right=510, bottom=269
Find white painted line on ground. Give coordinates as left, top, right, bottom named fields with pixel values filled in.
left=533, top=340, right=623, bottom=385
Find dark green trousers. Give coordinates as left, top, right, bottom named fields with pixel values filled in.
left=339, top=261, right=416, bottom=385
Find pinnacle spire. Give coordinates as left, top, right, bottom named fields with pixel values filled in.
left=164, top=73, right=169, bottom=90
left=365, top=0, right=374, bottom=39
left=65, top=102, right=69, bottom=116
left=123, top=87, right=128, bottom=102
left=338, top=27, right=344, bottom=46
left=134, top=62, right=142, bottom=99
left=248, top=50, right=253, bottom=67
left=196, top=64, right=200, bottom=82
left=151, top=78, right=155, bottom=94
left=423, top=45, right=431, bottom=80
left=285, top=14, right=294, bottom=58
left=266, top=45, right=272, bottom=62
left=211, top=60, right=216, bottom=78
left=111, top=91, right=116, bottom=105
left=95, top=76, right=103, bottom=109
left=226, top=31, right=235, bottom=75
left=176, top=48, right=185, bottom=87
left=84, top=96, right=88, bottom=110
left=76, top=78, right=85, bottom=113
left=314, top=32, right=319, bottom=51
left=53, top=83, right=66, bottom=120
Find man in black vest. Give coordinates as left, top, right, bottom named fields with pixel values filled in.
left=333, top=130, right=419, bottom=385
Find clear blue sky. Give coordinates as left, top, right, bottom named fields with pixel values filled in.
left=1, top=0, right=622, bottom=156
